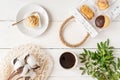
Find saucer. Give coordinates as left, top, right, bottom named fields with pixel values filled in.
left=16, top=3, right=49, bottom=37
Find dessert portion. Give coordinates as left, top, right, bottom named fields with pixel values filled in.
left=25, top=12, right=40, bottom=28
left=95, top=15, right=110, bottom=29
left=97, top=0, right=109, bottom=10
left=80, top=5, right=94, bottom=20
left=0, top=44, right=53, bottom=80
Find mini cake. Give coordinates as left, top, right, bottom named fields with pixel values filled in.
left=25, top=13, right=40, bottom=28
left=95, top=15, right=110, bottom=29
left=80, top=5, right=94, bottom=20
left=97, top=0, right=109, bottom=10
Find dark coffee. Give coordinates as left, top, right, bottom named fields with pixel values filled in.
left=60, top=52, right=76, bottom=69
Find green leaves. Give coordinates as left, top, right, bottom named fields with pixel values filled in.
left=79, top=39, right=120, bottom=80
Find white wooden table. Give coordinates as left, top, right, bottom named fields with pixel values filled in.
left=0, top=0, right=120, bottom=80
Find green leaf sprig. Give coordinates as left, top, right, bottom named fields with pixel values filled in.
left=79, top=39, right=120, bottom=80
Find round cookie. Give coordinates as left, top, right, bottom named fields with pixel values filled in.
left=95, top=15, right=110, bottom=29
left=97, top=0, right=109, bottom=10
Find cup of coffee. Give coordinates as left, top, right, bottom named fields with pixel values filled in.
left=59, top=52, right=79, bottom=69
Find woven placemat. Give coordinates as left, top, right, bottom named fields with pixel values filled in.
left=0, top=44, right=53, bottom=80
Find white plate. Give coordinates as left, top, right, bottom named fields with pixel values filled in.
left=16, top=3, right=49, bottom=37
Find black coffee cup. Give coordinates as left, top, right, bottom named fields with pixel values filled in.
left=59, top=52, right=78, bottom=69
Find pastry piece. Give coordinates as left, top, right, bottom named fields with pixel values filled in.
left=80, top=5, right=94, bottom=20
left=97, top=0, right=109, bottom=10
left=25, top=13, right=40, bottom=28
left=95, top=15, right=110, bottom=29
left=0, top=44, right=53, bottom=80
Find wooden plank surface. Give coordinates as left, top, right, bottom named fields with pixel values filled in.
left=0, top=21, right=120, bottom=48
left=0, top=0, right=81, bottom=21
left=0, top=0, right=120, bottom=80
left=0, top=49, right=120, bottom=78
left=0, top=0, right=120, bottom=21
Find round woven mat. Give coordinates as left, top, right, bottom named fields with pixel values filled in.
left=0, top=44, right=53, bottom=80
